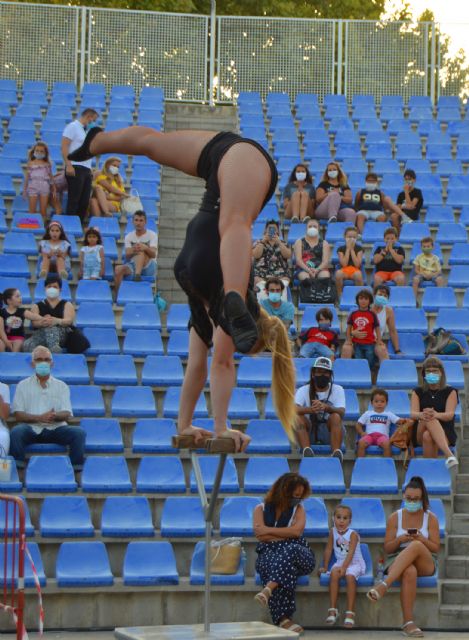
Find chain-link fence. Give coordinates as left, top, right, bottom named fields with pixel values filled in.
left=0, top=1, right=79, bottom=86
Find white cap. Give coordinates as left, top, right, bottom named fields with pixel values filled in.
left=313, top=357, right=333, bottom=371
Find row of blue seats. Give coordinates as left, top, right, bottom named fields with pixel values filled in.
left=1, top=455, right=453, bottom=497
left=0, top=79, right=163, bottom=98
left=1, top=197, right=159, bottom=218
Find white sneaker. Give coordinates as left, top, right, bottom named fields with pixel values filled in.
left=302, top=447, right=315, bottom=458
left=332, top=449, right=344, bottom=463
left=445, top=456, right=458, bottom=469
left=329, top=216, right=337, bottom=223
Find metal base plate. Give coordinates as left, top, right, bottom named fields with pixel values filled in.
left=115, top=621, right=298, bottom=640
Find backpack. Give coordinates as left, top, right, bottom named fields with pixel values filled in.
left=423, top=327, right=466, bottom=356
left=389, top=419, right=415, bottom=469
left=299, top=277, right=337, bottom=305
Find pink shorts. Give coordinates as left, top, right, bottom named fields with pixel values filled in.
left=361, top=432, right=389, bottom=447
left=331, top=559, right=366, bottom=579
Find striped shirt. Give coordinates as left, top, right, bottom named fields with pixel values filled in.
left=12, top=374, right=73, bottom=434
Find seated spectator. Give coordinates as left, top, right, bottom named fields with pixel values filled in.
left=390, top=169, right=424, bottom=231
left=315, top=162, right=356, bottom=223
left=90, top=156, right=127, bottom=217
left=367, top=476, right=439, bottom=638
left=38, top=221, right=71, bottom=280
left=0, top=288, right=43, bottom=352
left=23, top=141, right=55, bottom=221
left=0, top=379, right=10, bottom=456
left=355, top=172, right=403, bottom=234
left=410, top=356, right=458, bottom=469
left=114, top=210, right=158, bottom=293
left=372, top=226, right=406, bottom=287
left=23, top=275, right=75, bottom=353
left=260, top=278, right=295, bottom=329
left=412, top=237, right=444, bottom=298
left=10, top=346, right=85, bottom=472
left=283, top=164, right=315, bottom=222
left=295, top=357, right=345, bottom=461
left=293, top=219, right=331, bottom=285
left=342, top=289, right=384, bottom=371
left=253, top=472, right=315, bottom=635
left=335, top=226, right=364, bottom=298
left=355, top=388, right=405, bottom=457
left=253, top=220, right=291, bottom=299
left=371, top=284, right=401, bottom=359
left=297, top=307, right=338, bottom=360
left=319, top=503, right=365, bottom=629
left=79, top=227, right=105, bottom=280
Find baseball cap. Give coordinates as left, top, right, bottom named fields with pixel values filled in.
left=313, top=357, right=333, bottom=371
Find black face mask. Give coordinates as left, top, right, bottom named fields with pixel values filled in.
left=313, top=374, right=330, bottom=388
left=290, top=498, right=302, bottom=507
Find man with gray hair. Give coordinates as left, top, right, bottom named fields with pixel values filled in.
left=10, top=346, right=85, bottom=472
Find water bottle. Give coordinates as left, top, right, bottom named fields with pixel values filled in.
left=377, top=557, right=385, bottom=582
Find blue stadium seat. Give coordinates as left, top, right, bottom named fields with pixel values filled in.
left=426, top=206, right=454, bottom=226
left=122, top=329, right=163, bottom=357
left=81, top=456, right=131, bottom=493
left=34, top=278, right=72, bottom=302
left=448, top=266, right=469, bottom=289
left=111, top=386, right=155, bottom=417
left=350, top=459, right=398, bottom=494
left=76, top=302, right=115, bottom=329
left=80, top=418, right=124, bottom=453
left=165, top=304, right=190, bottom=333
left=123, top=541, right=179, bottom=586
left=237, top=357, right=272, bottom=387
left=403, top=459, right=451, bottom=495
left=377, top=359, right=417, bottom=389
left=26, top=455, right=77, bottom=493
left=121, top=303, right=161, bottom=331
left=333, top=359, right=371, bottom=389
left=389, top=333, right=425, bottom=361
left=299, top=458, right=345, bottom=494
left=101, top=496, right=154, bottom=537
left=448, top=243, right=469, bottom=265
left=56, top=541, right=113, bottom=587
left=301, top=497, right=329, bottom=538
left=387, top=287, right=416, bottom=308
left=83, top=327, right=120, bottom=356
left=189, top=456, right=239, bottom=494
left=161, top=497, right=205, bottom=537
left=52, top=354, right=89, bottom=385
left=339, top=285, right=372, bottom=311
left=132, top=419, right=177, bottom=454
left=75, top=280, right=112, bottom=304
left=320, top=543, right=374, bottom=587
left=0, top=498, right=33, bottom=536
left=421, top=288, right=457, bottom=313
left=0, top=542, right=46, bottom=588
left=40, top=496, right=94, bottom=538
left=219, top=497, right=262, bottom=536
left=246, top=420, right=291, bottom=454
left=117, top=281, right=154, bottom=305
left=435, top=309, right=469, bottom=334
left=0, top=457, right=21, bottom=492
left=94, top=354, right=137, bottom=386
left=50, top=215, right=82, bottom=238
left=0, top=277, right=30, bottom=303
left=0, top=158, right=24, bottom=179
left=163, top=386, right=207, bottom=419
left=399, top=224, right=431, bottom=245
left=166, top=331, right=189, bottom=358
left=87, top=216, right=120, bottom=238
left=70, top=385, right=105, bottom=417
left=394, top=308, right=427, bottom=334
left=228, top=388, right=259, bottom=420
left=0, top=255, right=30, bottom=278
left=141, top=355, right=184, bottom=386
left=341, top=497, right=386, bottom=537
left=299, top=304, right=340, bottom=330
left=0, top=353, right=31, bottom=383
left=441, top=361, right=465, bottom=390
left=244, top=457, right=290, bottom=493
left=191, top=541, right=245, bottom=586
left=428, top=499, right=446, bottom=538
left=361, top=222, right=389, bottom=244
left=436, top=223, right=467, bottom=244
left=2, top=145, right=28, bottom=163
left=136, top=456, right=185, bottom=493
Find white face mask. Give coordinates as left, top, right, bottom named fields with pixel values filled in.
left=328, top=170, right=338, bottom=179
left=108, top=165, right=120, bottom=175
left=306, top=227, right=319, bottom=238
left=34, top=152, right=46, bottom=160
left=46, top=287, right=60, bottom=299
left=365, top=182, right=377, bottom=191
left=296, top=171, right=307, bottom=181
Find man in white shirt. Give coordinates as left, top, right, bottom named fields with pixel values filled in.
left=61, top=108, right=99, bottom=219
left=10, top=346, right=85, bottom=471
left=294, top=356, right=346, bottom=461
left=114, top=209, right=158, bottom=294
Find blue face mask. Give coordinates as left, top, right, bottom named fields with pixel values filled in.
left=268, top=292, right=282, bottom=303
left=35, top=362, right=51, bottom=377
left=375, top=295, right=388, bottom=307
left=424, top=372, right=440, bottom=385
left=318, top=322, right=330, bottom=330
left=404, top=500, right=422, bottom=513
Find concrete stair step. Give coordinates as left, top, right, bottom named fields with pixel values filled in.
left=455, top=473, right=469, bottom=493
left=450, top=513, right=469, bottom=534
left=445, top=556, right=469, bottom=579
left=441, top=579, right=469, bottom=604
left=439, top=603, right=469, bottom=626
left=454, top=494, right=469, bottom=513
left=448, top=534, right=469, bottom=555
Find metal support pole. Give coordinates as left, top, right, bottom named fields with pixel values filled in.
left=191, top=451, right=228, bottom=634
left=209, top=0, right=217, bottom=107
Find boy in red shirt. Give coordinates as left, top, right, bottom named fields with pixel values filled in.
left=342, top=289, right=383, bottom=369
left=298, top=307, right=339, bottom=360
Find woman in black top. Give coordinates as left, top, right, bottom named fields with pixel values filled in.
left=23, top=275, right=75, bottom=353
left=410, top=356, right=458, bottom=469
left=0, top=288, right=42, bottom=352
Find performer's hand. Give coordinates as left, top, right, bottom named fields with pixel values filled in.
left=179, top=425, right=213, bottom=444
left=218, top=428, right=251, bottom=453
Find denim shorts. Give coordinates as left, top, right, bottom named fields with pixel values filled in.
left=126, top=259, right=157, bottom=277
left=300, top=341, right=334, bottom=359
left=354, top=342, right=376, bottom=369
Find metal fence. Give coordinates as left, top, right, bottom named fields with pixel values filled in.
left=0, top=1, right=467, bottom=102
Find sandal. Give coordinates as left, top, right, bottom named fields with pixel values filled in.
left=254, top=586, right=272, bottom=607
left=366, top=580, right=388, bottom=602
left=325, top=608, right=339, bottom=625
left=401, top=621, right=424, bottom=637
left=68, top=126, right=103, bottom=162
left=344, top=611, right=355, bottom=628
left=279, top=618, right=304, bottom=635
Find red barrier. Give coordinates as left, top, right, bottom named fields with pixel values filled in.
left=0, top=495, right=25, bottom=640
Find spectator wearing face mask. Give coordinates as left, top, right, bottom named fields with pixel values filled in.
left=315, top=162, right=357, bottom=223
left=293, top=219, right=331, bottom=285
left=412, top=237, right=444, bottom=298
left=390, top=169, right=424, bottom=231
left=354, top=172, right=403, bottom=235
left=297, top=307, right=338, bottom=360
left=283, top=164, right=315, bottom=222
left=253, top=220, right=291, bottom=300
left=260, top=278, right=295, bottom=329
left=90, top=156, right=128, bottom=217
left=23, top=141, right=55, bottom=221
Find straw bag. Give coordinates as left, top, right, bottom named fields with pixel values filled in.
left=121, top=190, right=143, bottom=216
left=210, top=538, right=242, bottom=574
left=0, top=447, right=12, bottom=482
left=389, top=419, right=415, bottom=469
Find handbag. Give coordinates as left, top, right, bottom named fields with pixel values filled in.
left=299, top=277, right=337, bottom=304
left=120, top=189, right=143, bottom=216
left=424, top=327, right=466, bottom=356
left=64, top=326, right=91, bottom=354
left=0, top=447, right=12, bottom=481
left=210, top=538, right=242, bottom=574
left=389, top=419, right=415, bottom=468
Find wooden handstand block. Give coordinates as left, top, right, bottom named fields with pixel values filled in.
left=205, top=438, right=236, bottom=454
left=171, top=435, right=201, bottom=450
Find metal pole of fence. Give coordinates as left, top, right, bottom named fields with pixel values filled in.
left=430, top=22, right=436, bottom=105
left=209, top=0, right=216, bottom=106
left=79, top=7, right=87, bottom=90
left=337, top=20, right=343, bottom=96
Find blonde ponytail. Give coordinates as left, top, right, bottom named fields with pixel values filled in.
left=251, top=308, right=297, bottom=442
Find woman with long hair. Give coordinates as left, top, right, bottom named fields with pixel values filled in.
left=69, top=126, right=297, bottom=451
left=315, top=161, right=356, bottom=223
left=283, top=163, right=315, bottom=222
left=254, top=472, right=315, bottom=634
